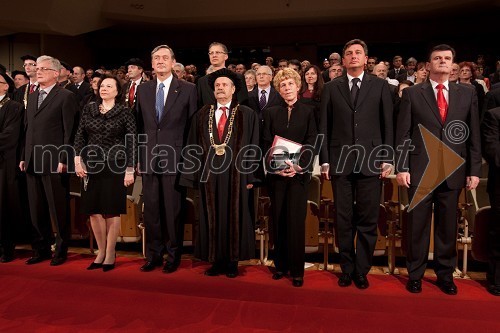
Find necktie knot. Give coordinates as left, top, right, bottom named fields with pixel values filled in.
left=351, top=78, right=360, bottom=86
left=436, top=83, right=445, bottom=91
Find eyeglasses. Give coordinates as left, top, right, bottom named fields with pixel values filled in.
left=36, top=67, right=58, bottom=72
left=256, top=73, right=271, bottom=77
left=208, top=51, right=226, bottom=56
left=23, top=63, right=36, bottom=68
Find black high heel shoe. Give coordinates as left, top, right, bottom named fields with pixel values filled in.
left=102, top=263, right=115, bottom=272
left=87, top=261, right=103, bottom=270
left=102, top=254, right=116, bottom=272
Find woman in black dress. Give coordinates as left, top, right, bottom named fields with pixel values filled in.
left=74, top=75, right=136, bottom=271
left=263, top=68, right=318, bottom=287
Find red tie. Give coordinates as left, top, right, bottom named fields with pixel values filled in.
left=29, top=84, right=36, bottom=94
left=128, top=82, right=136, bottom=108
left=218, top=106, right=228, bottom=141
left=436, top=84, right=448, bottom=123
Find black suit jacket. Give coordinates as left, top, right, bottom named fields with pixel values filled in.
left=67, top=81, right=92, bottom=106
left=388, top=68, right=407, bottom=80
left=395, top=81, right=482, bottom=189
left=0, top=99, right=23, bottom=169
left=248, top=86, right=284, bottom=121
left=482, top=107, right=500, bottom=193
left=22, top=85, right=79, bottom=174
left=196, top=72, right=248, bottom=108
left=320, top=73, right=394, bottom=176
left=485, top=87, right=500, bottom=111
left=136, top=77, right=197, bottom=175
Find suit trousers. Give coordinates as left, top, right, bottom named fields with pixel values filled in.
left=26, top=172, right=70, bottom=258
left=269, top=175, right=308, bottom=278
left=333, top=173, right=381, bottom=275
left=406, top=182, right=460, bottom=282
left=142, top=173, right=185, bottom=264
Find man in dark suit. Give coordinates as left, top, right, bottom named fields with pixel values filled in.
left=123, top=58, right=145, bottom=110
left=481, top=107, right=500, bottom=296
left=197, top=42, right=248, bottom=108
left=66, top=66, right=91, bottom=106
left=0, top=73, right=24, bottom=262
left=320, top=39, right=394, bottom=290
left=19, top=55, right=79, bottom=266
left=388, top=55, right=407, bottom=80
left=396, top=44, right=481, bottom=295
left=136, top=45, right=197, bottom=274
left=247, top=65, right=283, bottom=129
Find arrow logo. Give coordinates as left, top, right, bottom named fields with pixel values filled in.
left=408, top=124, right=465, bottom=211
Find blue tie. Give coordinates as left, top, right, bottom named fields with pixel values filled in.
left=156, top=82, right=165, bottom=121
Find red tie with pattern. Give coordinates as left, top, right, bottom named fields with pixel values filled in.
left=128, top=82, right=136, bottom=108
left=29, top=84, right=36, bottom=94
left=436, top=84, right=448, bottom=123
left=218, top=106, right=228, bottom=141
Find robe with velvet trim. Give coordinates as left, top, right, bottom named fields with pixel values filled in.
left=180, top=102, right=260, bottom=262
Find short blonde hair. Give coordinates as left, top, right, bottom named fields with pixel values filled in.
left=273, top=68, right=301, bottom=91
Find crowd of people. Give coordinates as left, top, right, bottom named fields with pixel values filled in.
left=0, top=39, right=499, bottom=297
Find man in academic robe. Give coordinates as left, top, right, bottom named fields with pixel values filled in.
left=180, top=68, right=261, bottom=278
left=0, top=73, right=24, bottom=262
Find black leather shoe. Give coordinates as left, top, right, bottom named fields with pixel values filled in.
left=352, top=273, right=369, bottom=289
left=140, top=260, right=162, bottom=272
left=292, top=277, right=304, bottom=287
left=205, top=264, right=221, bottom=276
left=225, top=262, right=239, bottom=278
left=102, top=263, right=115, bottom=272
left=436, top=279, right=458, bottom=295
left=487, top=284, right=500, bottom=296
left=50, top=256, right=67, bottom=266
left=338, top=273, right=352, bottom=287
left=162, top=262, right=178, bottom=274
left=272, top=272, right=286, bottom=280
left=26, top=253, right=52, bottom=265
left=406, top=279, right=422, bottom=293
left=87, top=262, right=103, bottom=270
left=0, top=254, right=14, bottom=263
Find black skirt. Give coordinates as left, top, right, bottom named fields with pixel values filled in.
left=80, top=164, right=127, bottom=215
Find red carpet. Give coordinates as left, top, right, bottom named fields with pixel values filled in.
left=0, top=253, right=499, bottom=332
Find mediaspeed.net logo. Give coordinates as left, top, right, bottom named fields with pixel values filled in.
left=408, top=121, right=468, bottom=211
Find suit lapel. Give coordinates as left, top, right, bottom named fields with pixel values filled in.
left=337, top=76, right=352, bottom=109
left=34, top=86, right=59, bottom=116
left=420, top=81, right=442, bottom=124
left=356, top=73, right=372, bottom=108
left=159, top=77, right=180, bottom=124
left=446, top=82, right=460, bottom=124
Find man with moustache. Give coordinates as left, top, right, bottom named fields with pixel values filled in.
left=124, top=58, right=145, bottom=110
left=136, top=45, right=197, bottom=273
left=180, top=68, right=260, bottom=278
